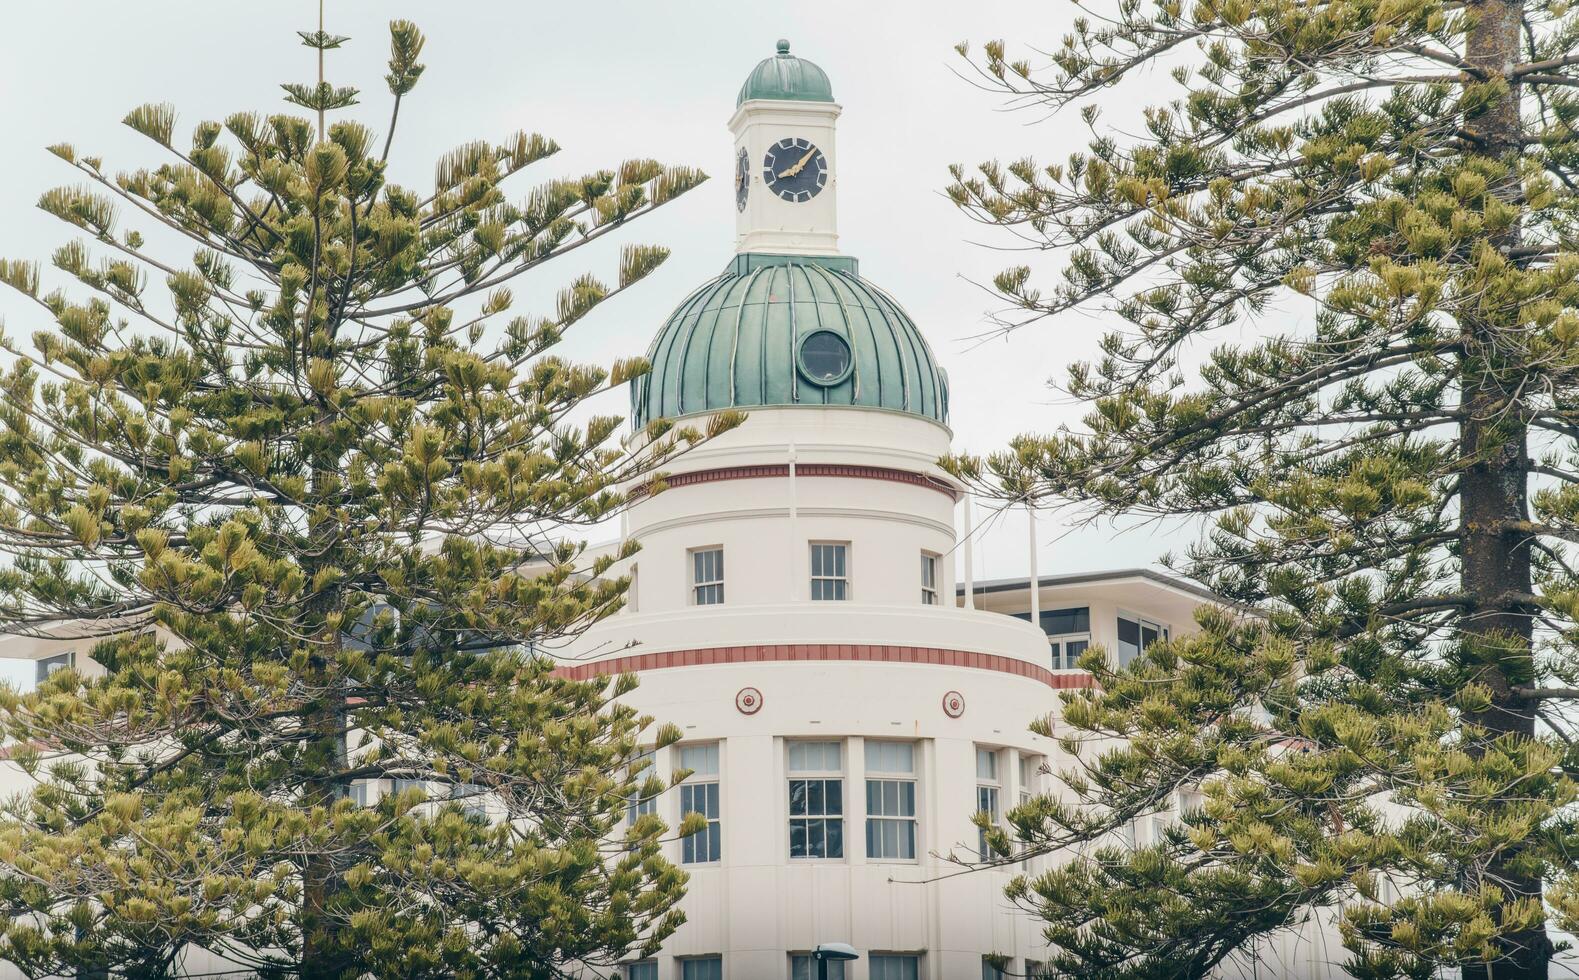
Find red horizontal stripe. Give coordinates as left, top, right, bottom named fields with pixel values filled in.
left=552, top=643, right=1094, bottom=689
left=633, top=464, right=959, bottom=501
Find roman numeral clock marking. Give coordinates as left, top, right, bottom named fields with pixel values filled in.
left=762, top=136, right=828, bottom=203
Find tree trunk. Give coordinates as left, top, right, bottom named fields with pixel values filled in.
left=1458, top=0, right=1550, bottom=976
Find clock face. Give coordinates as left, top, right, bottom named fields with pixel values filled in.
left=762, top=137, right=827, bottom=203
left=735, top=146, right=750, bottom=212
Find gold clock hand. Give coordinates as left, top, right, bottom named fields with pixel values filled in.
left=777, top=147, right=817, bottom=179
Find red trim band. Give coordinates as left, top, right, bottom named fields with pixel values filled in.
left=637, top=464, right=959, bottom=501
left=553, top=643, right=1095, bottom=690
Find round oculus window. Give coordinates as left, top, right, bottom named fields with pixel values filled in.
left=796, top=330, right=853, bottom=386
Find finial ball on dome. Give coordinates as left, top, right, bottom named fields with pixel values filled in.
left=777, top=39, right=792, bottom=54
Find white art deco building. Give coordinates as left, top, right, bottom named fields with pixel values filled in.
left=547, top=41, right=1221, bottom=980
left=0, top=40, right=1286, bottom=980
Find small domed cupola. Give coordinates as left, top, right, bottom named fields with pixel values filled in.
left=737, top=40, right=835, bottom=107
left=632, top=253, right=949, bottom=427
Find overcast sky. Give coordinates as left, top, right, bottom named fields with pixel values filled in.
left=0, top=1, right=1194, bottom=684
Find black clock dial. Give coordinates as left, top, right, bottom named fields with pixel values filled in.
left=762, top=137, right=827, bottom=203
left=735, top=146, right=750, bottom=212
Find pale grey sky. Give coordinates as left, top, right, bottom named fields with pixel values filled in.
left=0, top=1, right=1193, bottom=685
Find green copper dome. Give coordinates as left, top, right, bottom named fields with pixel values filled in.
left=633, top=253, right=949, bottom=427
left=736, top=40, right=835, bottom=107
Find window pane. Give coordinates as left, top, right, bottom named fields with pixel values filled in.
left=681, top=743, right=719, bottom=776
left=791, top=956, right=844, bottom=980
left=825, top=813, right=844, bottom=858
left=1117, top=616, right=1141, bottom=665
left=681, top=959, right=722, bottom=980
left=1041, top=606, right=1090, bottom=635
left=976, top=748, right=997, bottom=780
left=871, top=956, right=921, bottom=980
left=1066, top=638, right=1089, bottom=666
left=623, top=964, right=658, bottom=980
left=866, top=741, right=913, bottom=773
left=790, top=780, right=809, bottom=816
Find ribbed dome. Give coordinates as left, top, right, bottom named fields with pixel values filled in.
left=736, top=40, right=835, bottom=107
left=632, top=253, right=949, bottom=427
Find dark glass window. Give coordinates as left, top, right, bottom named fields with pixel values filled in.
left=1012, top=606, right=1090, bottom=636
left=789, top=778, right=844, bottom=858
left=1117, top=616, right=1142, bottom=666
left=799, top=331, right=852, bottom=384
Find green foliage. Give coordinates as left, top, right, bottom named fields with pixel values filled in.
left=949, top=1, right=1579, bottom=977
left=0, top=18, right=724, bottom=980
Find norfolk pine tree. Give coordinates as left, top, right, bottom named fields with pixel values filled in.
left=947, top=1, right=1579, bottom=977
left=0, top=18, right=728, bottom=979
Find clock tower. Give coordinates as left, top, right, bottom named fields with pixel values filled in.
left=729, top=40, right=840, bottom=257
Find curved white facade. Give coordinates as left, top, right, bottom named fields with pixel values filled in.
left=559, top=408, right=1066, bottom=979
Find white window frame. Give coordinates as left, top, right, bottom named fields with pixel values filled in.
left=809, top=541, right=850, bottom=601
left=678, top=742, right=721, bottom=864
left=976, top=746, right=1002, bottom=858
left=619, top=963, right=658, bottom=980
left=865, top=740, right=918, bottom=863
left=690, top=546, right=725, bottom=606
left=626, top=749, right=657, bottom=826
left=1019, top=753, right=1041, bottom=807
left=787, top=740, right=845, bottom=860
left=35, top=651, right=73, bottom=685
left=1048, top=631, right=1091, bottom=671
left=679, top=956, right=723, bottom=980
left=791, top=954, right=847, bottom=980
left=920, top=551, right=939, bottom=605
left=868, top=953, right=923, bottom=980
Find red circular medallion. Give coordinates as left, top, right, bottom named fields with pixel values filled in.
left=942, top=691, right=965, bottom=718
left=735, top=687, right=763, bottom=715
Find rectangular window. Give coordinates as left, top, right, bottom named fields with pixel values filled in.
left=1025, top=962, right=1051, bottom=979
left=976, top=747, right=1001, bottom=858
left=1015, top=607, right=1092, bottom=670
left=791, top=955, right=846, bottom=980
left=681, top=958, right=722, bottom=980
left=1014, top=606, right=1090, bottom=636
left=627, top=749, right=657, bottom=825
left=869, top=955, right=921, bottom=980
left=809, top=543, right=849, bottom=601
left=679, top=743, right=721, bottom=864
left=392, top=778, right=426, bottom=799
left=450, top=782, right=487, bottom=821
left=1117, top=614, right=1168, bottom=667
left=865, top=741, right=917, bottom=861
left=621, top=964, right=658, bottom=980
left=1019, top=754, right=1040, bottom=807
left=982, top=958, right=1007, bottom=980
left=1050, top=636, right=1090, bottom=671
left=788, top=741, right=844, bottom=859
left=349, top=780, right=375, bottom=807
left=692, top=548, right=725, bottom=605
left=920, top=552, right=939, bottom=605
left=35, top=652, right=72, bottom=685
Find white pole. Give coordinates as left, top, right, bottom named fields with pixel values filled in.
left=1027, top=502, right=1040, bottom=624
left=788, top=442, right=799, bottom=600
left=962, top=492, right=975, bottom=609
